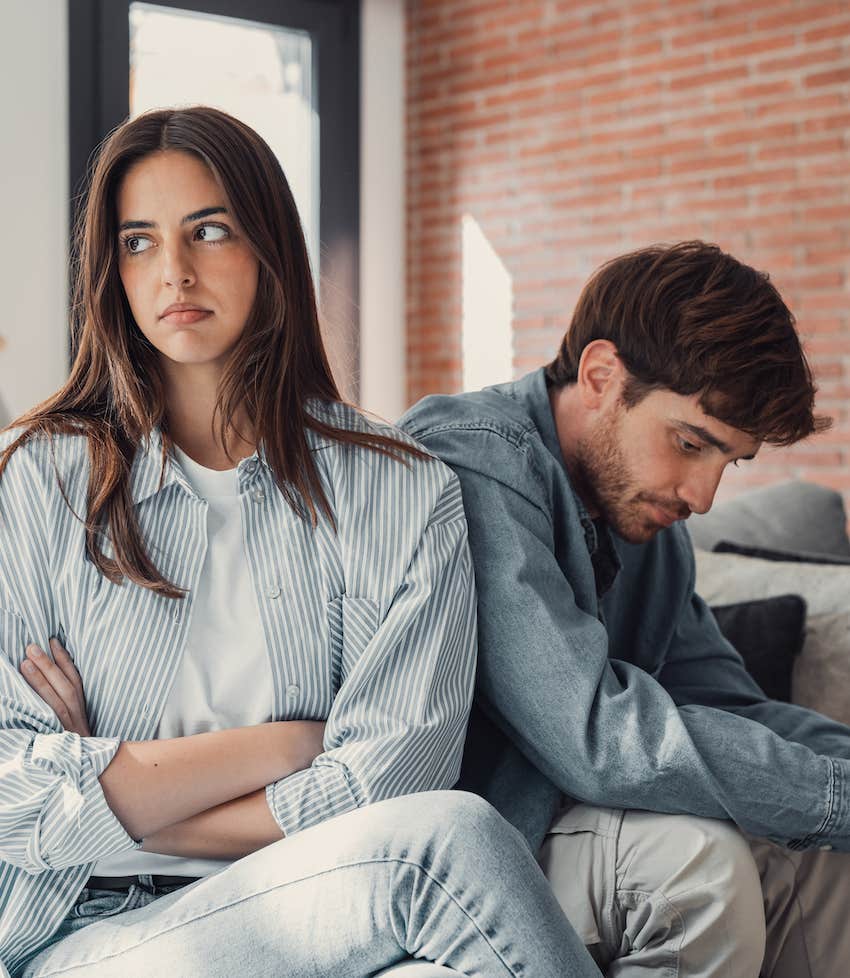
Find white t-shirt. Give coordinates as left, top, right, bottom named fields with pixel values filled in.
left=93, top=446, right=273, bottom=878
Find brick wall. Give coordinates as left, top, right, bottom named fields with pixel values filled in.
left=406, top=0, right=850, bottom=508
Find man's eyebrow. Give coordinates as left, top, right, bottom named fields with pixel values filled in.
left=117, top=206, right=228, bottom=232
left=674, top=420, right=757, bottom=461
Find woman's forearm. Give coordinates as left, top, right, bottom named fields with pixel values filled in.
left=99, top=720, right=324, bottom=840
left=141, top=788, right=283, bottom=859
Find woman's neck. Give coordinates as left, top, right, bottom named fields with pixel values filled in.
left=163, top=365, right=255, bottom=471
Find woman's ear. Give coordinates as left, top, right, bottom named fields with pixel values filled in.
left=576, top=340, right=625, bottom=410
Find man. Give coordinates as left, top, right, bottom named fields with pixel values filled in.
left=400, top=241, right=850, bottom=978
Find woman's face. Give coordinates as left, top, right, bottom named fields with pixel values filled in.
left=116, top=150, right=259, bottom=372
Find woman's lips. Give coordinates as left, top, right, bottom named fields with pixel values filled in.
left=161, top=309, right=212, bottom=325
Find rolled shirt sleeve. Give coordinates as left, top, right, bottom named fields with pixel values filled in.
left=1, top=722, right=138, bottom=872
left=0, top=437, right=139, bottom=873
left=266, top=477, right=477, bottom=836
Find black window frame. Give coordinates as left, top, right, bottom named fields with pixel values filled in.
left=68, top=0, right=360, bottom=395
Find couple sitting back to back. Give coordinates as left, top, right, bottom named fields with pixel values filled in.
left=1, top=106, right=847, bottom=978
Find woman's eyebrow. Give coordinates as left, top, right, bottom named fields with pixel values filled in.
left=117, top=206, right=228, bottom=232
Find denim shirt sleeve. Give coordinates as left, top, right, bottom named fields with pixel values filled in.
left=408, top=419, right=850, bottom=852
left=661, top=564, right=850, bottom=850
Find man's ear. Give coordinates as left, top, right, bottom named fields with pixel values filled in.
left=576, top=340, right=625, bottom=410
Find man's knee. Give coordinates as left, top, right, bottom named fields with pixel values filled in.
left=621, top=811, right=766, bottom=968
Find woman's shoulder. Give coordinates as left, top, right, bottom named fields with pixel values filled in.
left=306, top=400, right=459, bottom=514
left=0, top=425, right=91, bottom=492
left=306, top=400, right=418, bottom=446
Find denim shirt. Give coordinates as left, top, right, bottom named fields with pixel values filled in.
left=401, top=368, right=850, bottom=853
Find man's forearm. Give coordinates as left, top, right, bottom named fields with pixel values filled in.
left=99, top=720, right=323, bottom=840
left=141, top=789, right=283, bottom=860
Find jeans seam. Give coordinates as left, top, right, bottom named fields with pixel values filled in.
left=29, top=856, right=523, bottom=978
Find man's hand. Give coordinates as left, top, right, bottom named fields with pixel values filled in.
left=20, top=638, right=91, bottom=736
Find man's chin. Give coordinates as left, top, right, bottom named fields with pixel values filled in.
left=612, top=517, right=665, bottom=545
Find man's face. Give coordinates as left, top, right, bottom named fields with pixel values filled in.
left=570, top=388, right=761, bottom=544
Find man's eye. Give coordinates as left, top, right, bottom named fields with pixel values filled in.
left=121, top=235, right=153, bottom=254
left=678, top=437, right=700, bottom=454
left=196, top=224, right=229, bottom=242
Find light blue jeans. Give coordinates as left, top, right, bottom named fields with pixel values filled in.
left=21, top=791, right=600, bottom=978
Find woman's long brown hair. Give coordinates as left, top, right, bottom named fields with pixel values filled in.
left=0, top=107, right=423, bottom=599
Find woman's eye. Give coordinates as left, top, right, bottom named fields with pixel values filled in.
left=196, top=224, right=229, bottom=242
left=123, top=235, right=153, bottom=254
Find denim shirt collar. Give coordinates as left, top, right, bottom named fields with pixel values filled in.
left=503, top=368, right=622, bottom=596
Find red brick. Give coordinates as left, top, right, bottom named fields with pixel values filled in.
left=805, top=67, right=850, bottom=88
left=804, top=18, right=850, bottom=43
left=754, top=2, right=845, bottom=32
left=669, top=64, right=750, bottom=92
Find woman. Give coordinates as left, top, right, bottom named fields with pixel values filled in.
left=0, top=107, right=599, bottom=978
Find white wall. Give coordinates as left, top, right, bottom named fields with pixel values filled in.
left=359, top=0, right=406, bottom=422
left=0, top=0, right=69, bottom=422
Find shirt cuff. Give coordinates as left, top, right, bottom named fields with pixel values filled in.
left=29, top=733, right=141, bottom=871
left=266, top=761, right=359, bottom=837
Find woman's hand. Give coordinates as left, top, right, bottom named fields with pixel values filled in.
left=20, top=638, right=91, bottom=736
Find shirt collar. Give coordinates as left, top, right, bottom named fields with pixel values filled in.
left=130, top=427, right=177, bottom=506
left=504, top=368, right=593, bottom=523
left=129, top=426, right=269, bottom=506
left=504, top=367, right=622, bottom=592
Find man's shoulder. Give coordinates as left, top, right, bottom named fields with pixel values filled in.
left=400, top=385, right=543, bottom=460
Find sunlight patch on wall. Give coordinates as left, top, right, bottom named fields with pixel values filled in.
left=461, top=214, right=513, bottom=392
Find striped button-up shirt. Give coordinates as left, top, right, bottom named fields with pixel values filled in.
left=0, top=402, right=477, bottom=975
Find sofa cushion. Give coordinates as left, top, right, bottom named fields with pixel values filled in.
left=695, top=549, right=850, bottom=725
left=710, top=595, right=806, bottom=702
left=687, top=480, right=850, bottom=559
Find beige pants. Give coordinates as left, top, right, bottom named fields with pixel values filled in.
left=539, top=804, right=850, bottom=978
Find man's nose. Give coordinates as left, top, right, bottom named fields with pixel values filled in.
left=676, top=467, right=723, bottom=516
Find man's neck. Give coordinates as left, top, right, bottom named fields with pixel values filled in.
left=547, top=382, right=599, bottom=518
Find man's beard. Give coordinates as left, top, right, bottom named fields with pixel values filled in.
left=568, top=404, right=687, bottom=544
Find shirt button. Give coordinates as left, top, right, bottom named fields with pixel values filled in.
left=252, top=488, right=265, bottom=503
left=286, top=684, right=299, bottom=699
left=265, top=585, right=281, bottom=599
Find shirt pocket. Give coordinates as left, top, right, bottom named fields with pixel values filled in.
left=0, top=607, right=30, bottom=668
left=327, top=594, right=381, bottom=692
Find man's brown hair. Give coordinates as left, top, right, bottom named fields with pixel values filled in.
left=545, top=241, right=830, bottom=445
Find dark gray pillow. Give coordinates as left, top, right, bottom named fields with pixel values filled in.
left=714, top=540, right=850, bottom=567
left=688, top=480, right=850, bottom=559
left=711, top=595, right=807, bottom=702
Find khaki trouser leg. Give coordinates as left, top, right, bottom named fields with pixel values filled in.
left=539, top=804, right=766, bottom=978
left=750, top=838, right=850, bottom=978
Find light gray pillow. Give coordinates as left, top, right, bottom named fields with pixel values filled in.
left=688, top=480, right=850, bottom=559
left=695, top=549, right=850, bottom=725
